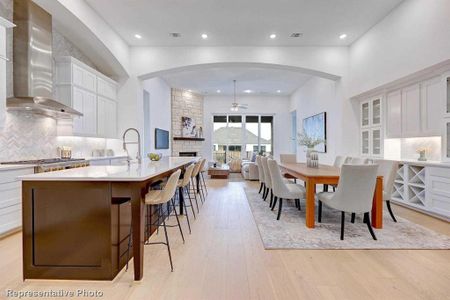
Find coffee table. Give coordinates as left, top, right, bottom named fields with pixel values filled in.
left=208, top=164, right=230, bottom=179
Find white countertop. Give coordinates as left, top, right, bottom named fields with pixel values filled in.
left=0, top=164, right=36, bottom=171
left=83, top=155, right=128, bottom=161
left=19, top=157, right=198, bottom=181
left=399, top=159, right=450, bottom=168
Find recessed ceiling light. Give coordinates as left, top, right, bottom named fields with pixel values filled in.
left=134, top=34, right=142, bottom=39
left=243, top=89, right=253, bottom=93
left=216, top=89, right=221, bottom=93
left=339, top=33, right=347, bottom=40
left=276, top=90, right=281, bottom=93
left=269, top=33, right=277, bottom=39
left=201, top=33, right=208, bottom=39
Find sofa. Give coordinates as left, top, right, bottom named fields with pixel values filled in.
left=241, top=153, right=259, bottom=180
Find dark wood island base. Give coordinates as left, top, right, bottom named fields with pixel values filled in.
left=21, top=158, right=195, bottom=281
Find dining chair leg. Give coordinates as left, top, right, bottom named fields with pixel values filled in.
left=185, top=186, right=196, bottom=219
left=296, top=199, right=301, bottom=211
left=269, top=195, right=274, bottom=208
left=271, top=197, right=278, bottom=211
left=364, top=212, right=377, bottom=240
left=270, top=190, right=273, bottom=206
left=386, top=200, right=397, bottom=222
left=170, top=197, right=185, bottom=243
left=162, top=215, right=174, bottom=272
left=323, top=184, right=329, bottom=192
left=351, top=213, right=356, bottom=223
left=340, top=211, right=345, bottom=240
left=258, top=182, right=263, bottom=194
left=318, top=200, right=322, bottom=223
left=276, top=198, right=283, bottom=220
left=264, top=188, right=269, bottom=201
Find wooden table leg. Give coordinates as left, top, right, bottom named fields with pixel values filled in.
left=306, top=179, right=316, bottom=228
left=371, top=177, right=383, bottom=229
left=131, top=184, right=144, bottom=280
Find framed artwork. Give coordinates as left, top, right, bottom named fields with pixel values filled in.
left=182, top=116, right=196, bottom=137
left=303, top=112, right=327, bottom=153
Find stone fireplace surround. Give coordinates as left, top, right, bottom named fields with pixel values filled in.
left=171, top=88, right=204, bottom=157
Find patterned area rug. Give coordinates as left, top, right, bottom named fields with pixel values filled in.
left=244, top=187, right=450, bottom=249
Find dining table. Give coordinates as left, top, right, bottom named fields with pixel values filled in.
left=279, top=162, right=383, bottom=229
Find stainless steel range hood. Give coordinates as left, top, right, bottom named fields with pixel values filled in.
left=6, top=0, right=82, bottom=119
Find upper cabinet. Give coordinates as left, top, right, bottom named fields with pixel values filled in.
left=359, top=97, right=383, bottom=157
left=0, top=17, right=15, bottom=128
left=385, top=77, right=443, bottom=138
left=55, top=57, right=118, bottom=138
left=386, top=90, right=402, bottom=138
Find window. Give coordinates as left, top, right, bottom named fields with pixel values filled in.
left=212, top=114, right=274, bottom=163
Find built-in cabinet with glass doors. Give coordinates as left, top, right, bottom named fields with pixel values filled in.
left=360, top=98, right=382, bottom=157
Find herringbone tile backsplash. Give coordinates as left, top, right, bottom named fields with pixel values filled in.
left=0, top=112, right=57, bottom=161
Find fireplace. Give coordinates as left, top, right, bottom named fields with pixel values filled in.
left=179, top=151, right=197, bottom=157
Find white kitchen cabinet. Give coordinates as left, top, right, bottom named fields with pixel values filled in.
left=421, top=77, right=442, bottom=135
left=401, top=84, right=421, bottom=137
left=386, top=90, right=402, bottom=138
left=426, top=167, right=450, bottom=217
left=97, top=77, right=117, bottom=100
left=55, top=56, right=118, bottom=138
left=386, top=77, right=443, bottom=138
left=0, top=167, right=34, bottom=235
left=97, top=96, right=117, bottom=138
left=0, top=17, right=15, bottom=128
left=70, top=86, right=97, bottom=136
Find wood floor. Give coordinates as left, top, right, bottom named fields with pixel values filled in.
left=0, top=180, right=449, bottom=300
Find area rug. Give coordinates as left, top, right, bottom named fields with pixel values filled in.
left=244, top=187, right=450, bottom=249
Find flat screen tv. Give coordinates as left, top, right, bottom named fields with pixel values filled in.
left=302, top=112, right=327, bottom=153
left=155, top=128, right=169, bottom=149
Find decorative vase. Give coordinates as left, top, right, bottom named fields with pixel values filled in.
left=418, top=150, right=427, bottom=161
left=306, top=148, right=319, bottom=168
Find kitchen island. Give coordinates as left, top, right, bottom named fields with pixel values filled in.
left=20, top=157, right=198, bottom=281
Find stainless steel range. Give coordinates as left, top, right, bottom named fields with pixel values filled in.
left=1, top=158, right=89, bottom=173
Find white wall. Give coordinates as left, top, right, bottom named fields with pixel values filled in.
left=349, top=0, right=450, bottom=97
left=290, top=77, right=339, bottom=165
left=142, top=77, right=172, bottom=156
left=203, top=95, right=292, bottom=161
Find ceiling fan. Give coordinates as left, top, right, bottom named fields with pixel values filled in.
left=230, top=80, right=248, bottom=111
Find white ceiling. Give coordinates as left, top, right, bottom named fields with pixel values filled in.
left=159, top=66, right=312, bottom=96
left=86, top=0, right=403, bottom=46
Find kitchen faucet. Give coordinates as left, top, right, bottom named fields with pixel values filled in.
left=122, top=128, right=142, bottom=164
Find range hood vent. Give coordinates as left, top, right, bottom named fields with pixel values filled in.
left=6, top=0, right=82, bottom=119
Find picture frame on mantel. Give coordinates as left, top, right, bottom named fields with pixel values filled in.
left=182, top=116, right=196, bottom=137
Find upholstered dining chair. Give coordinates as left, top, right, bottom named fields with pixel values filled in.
left=373, top=159, right=400, bottom=222
left=324, top=155, right=349, bottom=192
left=256, top=155, right=266, bottom=195
left=316, top=164, right=379, bottom=240
left=349, top=157, right=369, bottom=164
left=260, top=156, right=272, bottom=203
left=268, top=159, right=305, bottom=220
left=279, top=153, right=298, bottom=182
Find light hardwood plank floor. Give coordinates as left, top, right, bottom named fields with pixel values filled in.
left=0, top=180, right=449, bottom=300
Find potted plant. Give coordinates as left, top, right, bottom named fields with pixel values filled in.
left=298, top=133, right=326, bottom=167
left=416, top=147, right=428, bottom=161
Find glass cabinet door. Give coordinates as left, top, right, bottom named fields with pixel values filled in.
left=372, top=99, right=381, bottom=125
left=361, top=102, right=369, bottom=127
left=361, top=130, right=369, bottom=155
left=372, top=128, right=381, bottom=156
